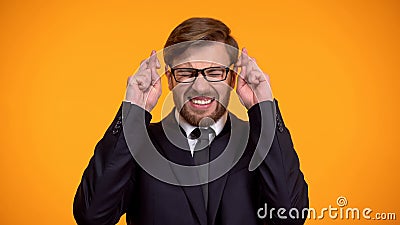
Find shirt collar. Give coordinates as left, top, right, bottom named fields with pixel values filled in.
left=174, top=108, right=228, bottom=138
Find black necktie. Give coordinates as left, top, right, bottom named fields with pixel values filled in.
left=190, top=127, right=215, bottom=211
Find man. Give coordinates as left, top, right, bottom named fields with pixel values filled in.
left=73, top=17, right=308, bottom=225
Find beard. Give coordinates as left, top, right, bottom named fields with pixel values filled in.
left=173, top=79, right=233, bottom=127
left=179, top=100, right=227, bottom=127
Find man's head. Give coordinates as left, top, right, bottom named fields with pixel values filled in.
left=164, top=18, right=239, bottom=127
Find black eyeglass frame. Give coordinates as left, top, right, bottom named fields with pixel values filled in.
left=170, top=66, right=231, bottom=83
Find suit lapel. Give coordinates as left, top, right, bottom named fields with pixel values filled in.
left=207, top=114, right=248, bottom=225
left=159, top=111, right=247, bottom=225
left=207, top=135, right=230, bottom=225
left=159, top=110, right=208, bottom=225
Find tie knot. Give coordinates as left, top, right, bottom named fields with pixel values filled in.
left=189, top=127, right=215, bottom=140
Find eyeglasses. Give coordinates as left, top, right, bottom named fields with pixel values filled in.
left=170, top=66, right=230, bottom=83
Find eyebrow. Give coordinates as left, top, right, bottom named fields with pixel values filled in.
left=176, top=62, right=224, bottom=68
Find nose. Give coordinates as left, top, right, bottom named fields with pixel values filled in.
left=191, top=72, right=211, bottom=93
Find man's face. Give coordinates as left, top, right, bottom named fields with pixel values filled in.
left=166, top=44, right=236, bottom=127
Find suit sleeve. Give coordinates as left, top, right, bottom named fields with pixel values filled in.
left=73, top=102, right=152, bottom=225
left=247, top=99, right=309, bottom=225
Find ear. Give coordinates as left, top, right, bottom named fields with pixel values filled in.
left=165, top=70, right=174, bottom=91
left=228, top=71, right=236, bottom=89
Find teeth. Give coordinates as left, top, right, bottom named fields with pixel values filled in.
left=191, top=99, right=212, bottom=105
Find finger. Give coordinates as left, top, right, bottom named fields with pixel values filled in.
left=241, top=48, right=250, bottom=67
left=248, top=72, right=260, bottom=85
left=239, top=48, right=252, bottom=80
left=128, top=75, right=143, bottom=87
left=236, top=72, right=247, bottom=90
left=254, top=57, right=269, bottom=84
left=235, top=47, right=249, bottom=67
left=152, top=76, right=162, bottom=96
left=138, top=58, right=150, bottom=72
left=235, top=51, right=242, bottom=67
left=240, top=65, right=249, bottom=83
left=135, top=71, right=152, bottom=91
left=250, top=57, right=262, bottom=72
left=246, top=57, right=257, bottom=73
left=149, top=50, right=161, bottom=69
left=140, top=58, right=149, bottom=66
left=156, top=56, right=161, bottom=69
left=148, top=50, right=161, bottom=69
left=247, top=67, right=266, bottom=85
left=127, top=75, right=134, bottom=86
left=246, top=56, right=264, bottom=84
left=233, top=57, right=242, bottom=79
left=148, top=50, right=156, bottom=69
left=148, top=50, right=160, bottom=83
left=265, top=73, right=271, bottom=83
left=151, top=67, right=160, bottom=85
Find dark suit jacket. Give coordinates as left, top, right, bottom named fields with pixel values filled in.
left=73, top=100, right=308, bottom=225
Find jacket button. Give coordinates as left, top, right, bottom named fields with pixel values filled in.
left=278, top=126, right=284, bottom=133
left=276, top=116, right=284, bottom=133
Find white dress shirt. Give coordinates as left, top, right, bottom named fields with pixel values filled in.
left=174, top=109, right=228, bottom=157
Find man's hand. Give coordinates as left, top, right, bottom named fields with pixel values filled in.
left=234, top=48, right=273, bottom=109
left=125, top=50, right=162, bottom=112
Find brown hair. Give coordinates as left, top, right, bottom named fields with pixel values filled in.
left=163, top=17, right=239, bottom=66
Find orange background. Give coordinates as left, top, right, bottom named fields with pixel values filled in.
left=1, top=0, right=399, bottom=224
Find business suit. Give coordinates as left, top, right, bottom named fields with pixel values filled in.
left=73, top=99, right=309, bottom=225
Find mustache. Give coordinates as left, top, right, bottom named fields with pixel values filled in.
left=183, top=90, right=218, bottom=101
